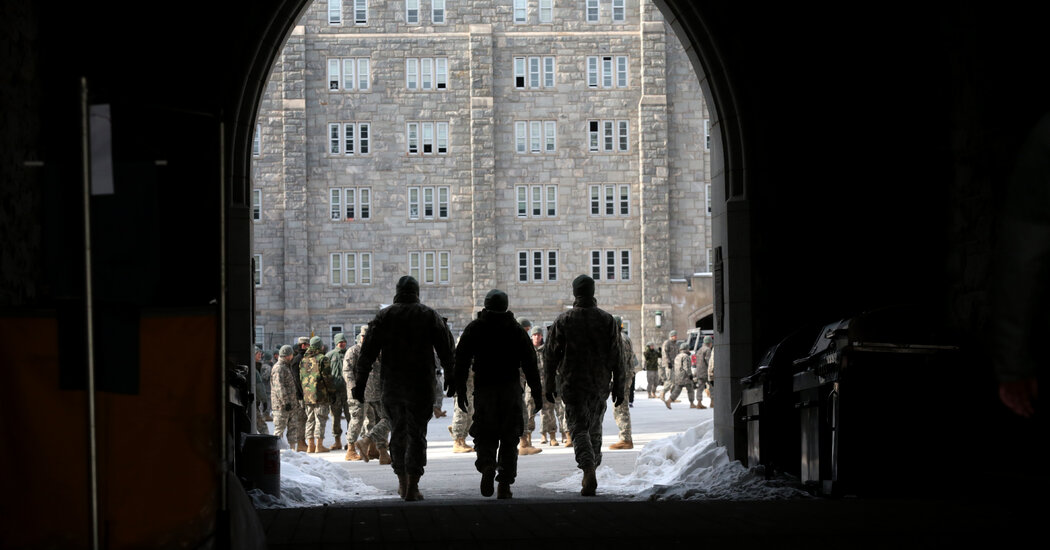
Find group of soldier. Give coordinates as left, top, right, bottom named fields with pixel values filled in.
left=643, top=330, right=715, bottom=410
left=252, top=272, right=708, bottom=501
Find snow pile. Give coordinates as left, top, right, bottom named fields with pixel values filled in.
left=248, top=449, right=396, bottom=509
left=541, top=419, right=811, bottom=500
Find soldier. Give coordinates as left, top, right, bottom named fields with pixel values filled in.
left=290, top=336, right=310, bottom=451
left=543, top=275, right=623, bottom=496
left=644, top=341, right=661, bottom=398
left=664, top=342, right=698, bottom=409
left=270, top=345, right=301, bottom=449
left=610, top=316, right=637, bottom=450
left=254, top=346, right=271, bottom=434
left=326, top=333, right=351, bottom=450
left=454, top=289, right=543, bottom=499
left=341, top=329, right=370, bottom=460
left=697, top=335, right=713, bottom=408
left=531, top=326, right=559, bottom=446
left=659, top=330, right=679, bottom=400
left=352, top=275, right=454, bottom=502
left=447, top=365, right=475, bottom=453
left=350, top=326, right=391, bottom=464
left=300, top=336, right=335, bottom=452
left=516, top=318, right=542, bottom=455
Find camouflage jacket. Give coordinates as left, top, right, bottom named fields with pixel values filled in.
left=673, top=351, right=695, bottom=386
left=344, top=343, right=383, bottom=402
left=270, top=358, right=298, bottom=412
left=543, top=297, right=623, bottom=404
left=699, top=345, right=713, bottom=381
left=325, top=346, right=348, bottom=394
left=299, top=346, right=334, bottom=405
left=661, top=338, right=678, bottom=372
left=644, top=347, right=661, bottom=371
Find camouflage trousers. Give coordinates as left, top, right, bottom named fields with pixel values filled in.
left=361, top=400, right=390, bottom=449
left=345, top=397, right=365, bottom=442
left=564, top=393, right=608, bottom=470
left=272, top=404, right=302, bottom=445
left=329, top=393, right=350, bottom=437
left=471, top=383, right=525, bottom=484
left=433, top=372, right=445, bottom=409
left=385, top=399, right=434, bottom=477
left=527, top=396, right=559, bottom=434
left=450, top=373, right=474, bottom=439
left=646, top=370, right=660, bottom=393
left=667, top=382, right=696, bottom=403
left=296, top=400, right=307, bottom=441
left=554, top=396, right=568, bottom=433
left=613, top=372, right=633, bottom=441
left=303, top=403, right=330, bottom=440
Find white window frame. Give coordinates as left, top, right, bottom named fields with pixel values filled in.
left=252, top=123, right=261, bottom=156
left=588, top=56, right=628, bottom=89
left=602, top=56, right=614, bottom=88
left=252, top=189, right=262, bottom=222
left=514, top=0, right=527, bottom=23
left=589, top=184, right=630, bottom=217
left=516, top=120, right=555, bottom=154
left=436, top=122, right=448, bottom=154
left=515, top=121, right=527, bottom=153
left=706, top=248, right=713, bottom=273
left=539, top=0, right=553, bottom=23
left=328, top=58, right=341, bottom=90
left=438, top=186, right=449, bottom=218
left=704, top=119, right=711, bottom=151
left=515, top=185, right=558, bottom=218
left=328, top=0, right=343, bottom=25
left=331, top=252, right=372, bottom=286
left=328, top=122, right=371, bottom=156
left=406, top=0, right=419, bottom=24
left=543, top=56, right=556, bottom=87
left=409, top=187, right=420, bottom=220
left=590, top=249, right=631, bottom=281
left=705, top=183, right=712, bottom=214
left=354, top=0, right=368, bottom=25
left=435, top=58, right=448, bottom=89
left=409, top=251, right=450, bottom=284
left=421, top=58, right=433, bottom=90
left=514, top=57, right=527, bottom=89
left=405, top=121, right=449, bottom=155
left=406, top=58, right=419, bottom=90
left=586, top=0, right=599, bottom=23
left=544, top=120, right=556, bottom=152
left=588, top=120, right=599, bottom=152
left=358, top=58, right=370, bottom=90
left=587, top=57, right=599, bottom=88
left=330, top=187, right=372, bottom=221
left=617, top=120, right=629, bottom=152
left=518, top=249, right=559, bottom=283
left=253, top=254, right=262, bottom=287
left=588, top=119, right=629, bottom=153
left=616, top=56, right=628, bottom=87
left=530, top=121, right=541, bottom=153
left=529, top=57, right=541, bottom=88
left=407, top=122, right=419, bottom=154
left=613, top=0, right=625, bottom=22
left=432, top=0, right=446, bottom=24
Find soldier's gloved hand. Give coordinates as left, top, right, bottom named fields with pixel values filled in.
left=531, top=390, right=544, bottom=409
left=283, top=403, right=292, bottom=412
left=457, top=392, right=469, bottom=414
left=612, top=392, right=625, bottom=407
left=545, top=391, right=557, bottom=404
left=350, top=385, right=365, bottom=402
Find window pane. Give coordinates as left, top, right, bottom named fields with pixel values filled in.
left=254, top=255, right=262, bottom=286
left=604, top=121, right=614, bottom=151
left=587, top=0, right=598, bottom=22
left=533, top=251, right=542, bottom=281
left=620, top=185, right=629, bottom=215
left=439, top=251, right=449, bottom=283
left=587, top=57, right=598, bottom=87
left=531, top=185, right=541, bottom=216
left=438, top=187, right=449, bottom=218
left=514, top=57, right=526, bottom=88
left=424, top=187, right=434, bottom=218
left=437, top=122, right=448, bottom=154
left=424, top=252, right=435, bottom=283
left=409, top=252, right=420, bottom=280
left=421, top=58, right=433, bottom=90
left=329, top=123, right=340, bottom=154
left=545, top=121, right=556, bottom=152
left=409, top=187, right=419, bottom=219
left=407, top=0, right=418, bottom=23
left=436, top=58, right=447, bottom=89
left=546, top=186, right=556, bottom=216
left=346, top=188, right=355, bottom=219
left=544, top=57, right=555, bottom=87
left=602, top=57, right=613, bottom=88
left=359, top=123, right=369, bottom=154
left=407, top=123, right=418, bottom=153
left=253, top=124, right=260, bottom=156
left=343, top=58, right=355, bottom=90
left=360, top=188, right=370, bottom=218
left=358, top=58, right=369, bottom=90
left=407, top=58, right=418, bottom=90
left=539, top=0, right=552, bottom=22
left=530, top=121, right=541, bottom=153
left=328, top=58, right=340, bottom=90
left=361, top=253, right=371, bottom=285
left=329, top=0, right=342, bottom=24
left=613, top=0, right=625, bottom=22
left=331, top=188, right=341, bottom=220
left=548, top=251, right=557, bottom=281
left=590, top=186, right=600, bottom=215
left=253, top=189, right=262, bottom=221
left=607, top=250, right=615, bottom=280
left=346, top=253, right=357, bottom=284
left=618, top=120, right=628, bottom=152
left=517, top=186, right=527, bottom=217
left=616, top=56, right=627, bottom=87
left=589, top=120, right=599, bottom=151
left=591, top=251, right=601, bottom=280
left=331, top=253, right=341, bottom=285
left=422, top=122, right=433, bottom=153
left=605, top=185, right=614, bottom=215
left=516, top=121, right=527, bottom=153
left=519, top=251, right=528, bottom=282
left=514, top=0, right=526, bottom=22
left=621, top=250, right=630, bottom=280
left=529, top=57, right=540, bottom=88
left=433, top=0, right=445, bottom=23
left=355, top=0, right=367, bottom=24
left=344, top=123, right=354, bottom=154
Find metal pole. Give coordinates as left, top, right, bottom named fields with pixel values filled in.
left=80, top=76, right=100, bottom=550
left=219, top=121, right=228, bottom=513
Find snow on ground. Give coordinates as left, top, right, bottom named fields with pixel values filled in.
left=540, top=419, right=811, bottom=501
left=248, top=448, right=397, bottom=509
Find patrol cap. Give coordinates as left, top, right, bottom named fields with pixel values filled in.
left=703, top=335, right=713, bottom=345
left=297, top=336, right=310, bottom=345
left=279, top=345, right=294, bottom=356
left=309, top=336, right=322, bottom=347
left=669, top=330, right=678, bottom=337
left=530, top=326, right=542, bottom=336
left=679, top=342, right=689, bottom=350
left=254, top=345, right=261, bottom=353
left=334, top=333, right=346, bottom=344
left=517, top=317, right=532, bottom=329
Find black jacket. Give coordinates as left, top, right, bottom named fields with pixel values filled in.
left=455, top=309, right=541, bottom=395
left=543, top=297, right=623, bottom=404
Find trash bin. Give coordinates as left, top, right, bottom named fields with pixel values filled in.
left=239, top=433, right=281, bottom=498
left=790, top=305, right=960, bottom=497
left=740, top=325, right=821, bottom=479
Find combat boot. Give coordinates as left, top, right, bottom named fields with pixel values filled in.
left=540, top=432, right=549, bottom=444
left=609, top=439, right=633, bottom=450
left=689, top=402, right=698, bottom=409
left=344, top=443, right=362, bottom=461
left=306, top=439, right=316, bottom=453
left=452, top=437, right=475, bottom=453
left=696, top=402, right=707, bottom=409
left=581, top=467, right=598, bottom=496
left=496, top=482, right=512, bottom=499
left=355, top=436, right=374, bottom=463
left=333, top=435, right=342, bottom=450
left=315, top=438, right=330, bottom=453
left=518, top=436, right=542, bottom=455
left=397, top=473, right=407, bottom=498
left=564, top=432, right=573, bottom=447
left=664, top=398, right=672, bottom=410
left=480, top=468, right=496, bottom=497
left=548, top=431, right=559, bottom=446
left=405, top=475, right=424, bottom=501
left=378, top=446, right=391, bottom=465
left=367, top=439, right=380, bottom=460
left=433, top=406, right=447, bottom=418
left=297, top=439, right=309, bottom=452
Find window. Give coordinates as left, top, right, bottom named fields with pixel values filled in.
left=253, top=254, right=262, bottom=287
left=516, top=185, right=558, bottom=218
left=706, top=248, right=713, bottom=272
left=408, top=251, right=450, bottom=284
left=588, top=119, right=629, bottom=153
left=587, top=56, right=629, bottom=88
left=358, top=58, right=370, bottom=90
left=421, top=58, right=433, bottom=90
left=514, top=0, right=527, bottom=23
left=515, top=120, right=556, bottom=153
left=354, top=0, right=367, bottom=24
left=328, top=0, right=342, bottom=24
left=590, top=184, right=630, bottom=216
left=613, top=0, right=625, bottom=22
left=705, top=183, right=712, bottom=214
left=407, top=58, right=447, bottom=91
left=328, top=58, right=370, bottom=91
left=518, top=249, right=558, bottom=282
left=704, top=119, right=711, bottom=151
left=330, top=188, right=372, bottom=221
left=252, top=189, right=261, bottom=221
left=433, top=0, right=446, bottom=24
left=408, top=186, right=450, bottom=220
left=331, top=252, right=372, bottom=285
left=514, top=56, right=555, bottom=89
left=255, top=326, right=265, bottom=347
left=586, top=0, right=599, bottom=22
left=252, top=124, right=261, bottom=156
left=539, top=0, right=552, bottom=22
left=406, top=59, right=418, bottom=90
left=406, top=0, right=419, bottom=24
left=407, top=122, right=448, bottom=154
left=590, top=249, right=631, bottom=281
left=435, top=58, right=447, bottom=89
left=328, top=122, right=370, bottom=155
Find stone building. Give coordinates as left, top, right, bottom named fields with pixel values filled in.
left=251, top=0, right=711, bottom=350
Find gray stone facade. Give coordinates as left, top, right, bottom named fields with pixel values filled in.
left=252, top=0, right=710, bottom=350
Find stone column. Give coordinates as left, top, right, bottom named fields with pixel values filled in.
left=469, top=24, right=496, bottom=309
left=639, top=20, right=672, bottom=348
left=281, top=26, right=310, bottom=334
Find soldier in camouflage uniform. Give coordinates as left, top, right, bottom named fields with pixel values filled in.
left=610, top=317, right=637, bottom=450
left=353, top=275, right=455, bottom=502
left=270, top=346, right=301, bottom=448
left=347, top=326, right=391, bottom=464
left=659, top=331, right=679, bottom=400
left=544, top=275, right=624, bottom=496
left=448, top=366, right=475, bottom=453
left=644, top=341, right=661, bottom=398
left=290, top=336, right=310, bottom=451
left=517, top=318, right=542, bottom=455
left=341, top=330, right=370, bottom=460
left=664, top=342, right=697, bottom=409
left=696, top=335, right=713, bottom=408
left=531, top=327, right=560, bottom=446
left=326, top=333, right=351, bottom=450
left=301, top=336, right=335, bottom=452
